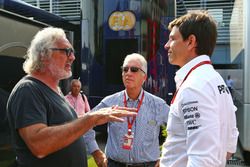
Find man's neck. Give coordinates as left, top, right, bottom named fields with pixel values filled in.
left=126, top=88, right=142, bottom=100
left=178, top=53, right=198, bottom=68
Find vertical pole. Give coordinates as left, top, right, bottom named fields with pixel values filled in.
left=49, top=0, right=52, bottom=13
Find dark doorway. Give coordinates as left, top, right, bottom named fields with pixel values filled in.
left=105, top=38, right=138, bottom=85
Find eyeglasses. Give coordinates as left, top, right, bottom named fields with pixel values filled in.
left=121, top=66, right=145, bottom=73
left=49, top=48, right=74, bottom=57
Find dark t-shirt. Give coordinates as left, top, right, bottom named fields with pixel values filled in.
left=7, top=76, right=87, bottom=167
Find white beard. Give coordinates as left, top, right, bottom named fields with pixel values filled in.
left=47, top=59, right=72, bottom=80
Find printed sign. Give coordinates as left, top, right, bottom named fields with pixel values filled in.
left=108, top=11, right=136, bottom=31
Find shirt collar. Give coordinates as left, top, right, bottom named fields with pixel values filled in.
left=124, top=88, right=144, bottom=101
left=175, top=55, right=211, bottom=88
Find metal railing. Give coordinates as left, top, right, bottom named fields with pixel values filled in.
left=22, top=0, right=81, bottom=21
left=177, top=0, right=241, bottom=44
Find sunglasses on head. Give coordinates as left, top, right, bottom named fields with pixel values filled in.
left=49, top=48, right=74, bottom=57
left=121, top=66, right=145, bottom=73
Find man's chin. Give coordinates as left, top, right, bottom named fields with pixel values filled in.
left=125, top=84, right=135, bottom=89
left=168, top=57, right=173, bottom=64
left=60, top=72, right=72, bottom=80
left=168, top=58, right=177, bottom=66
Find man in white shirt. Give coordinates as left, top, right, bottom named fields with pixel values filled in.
left=160, top=11, right=239, bottom=167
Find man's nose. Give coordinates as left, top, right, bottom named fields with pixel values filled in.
left=164, top=41, right=170, bottom=50
left=68, top=53, right=75, bottom=61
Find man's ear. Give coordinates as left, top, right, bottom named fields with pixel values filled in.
left=187, top=34, right=197, bottom=49
left=143, top=75, right=147, bottom=83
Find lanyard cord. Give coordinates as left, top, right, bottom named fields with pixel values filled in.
left=171, top=61, right=212, bottom=104
left=124, top=91, right=144, bottom=134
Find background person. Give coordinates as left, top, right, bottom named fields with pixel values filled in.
left=93, top=53, right=170, bottom=167
left=226, top=75, right=234, bottom=95
left=65, top=79, right=90, bottom=116
left=7, top=27, right=136, bottom=167
left=65, top=79, right=107, bottom=166
left=160, top=11, right=239, bottom=167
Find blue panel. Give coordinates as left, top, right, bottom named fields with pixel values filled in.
left=144, top=16, right=176, bottom=104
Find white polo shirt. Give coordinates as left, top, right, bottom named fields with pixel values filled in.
left=160, top=55, right=239, bottom=167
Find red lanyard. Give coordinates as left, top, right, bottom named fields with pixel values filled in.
left=123, top=91, right=144, bottom=135
left=171, top=61, right=211, bottom=104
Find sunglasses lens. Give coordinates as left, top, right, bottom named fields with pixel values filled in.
left=66, top=48, right=74, bottom=56
left=122, top=66, right=141, bottom=73
left=123, top=67, right=129, bottom=72
left=130, top=67, right=139, bottom=72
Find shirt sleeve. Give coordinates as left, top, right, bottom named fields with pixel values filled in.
left=83, top=129, right=99, bottom=154
left=92, top=100, right=110, bottom=111
left=84, top=99, right=110, bottom=153
left=82, top=96, right=103, bottom=154
left=180, top=88, right=223, bottom=166
left=162, top=102, right=170, bottom=124
left=227, top=105, right=239, bottom=153
left=155, top=100, right=170, bottom=125
left=14, top=86, right=48, bottom=128
left=83, top=95, right=91, bottom=112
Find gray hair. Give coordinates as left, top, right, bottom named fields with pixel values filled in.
left=123, top=53, right=147, bottom=75
left=70, top=79, right=81, bottom=87
left=23, top=27, right=66, bottom=74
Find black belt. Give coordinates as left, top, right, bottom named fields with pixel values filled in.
left=108, top=158, right=156, bottom=167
